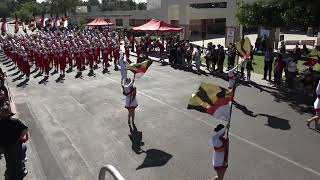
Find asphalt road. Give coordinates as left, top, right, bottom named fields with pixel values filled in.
left=0, top=48, right=319, bottom=180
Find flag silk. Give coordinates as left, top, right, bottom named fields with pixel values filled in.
left=127, top=60, right=153, bottom=79
left=235, top=37, right=252, bottom=66
left=187, top=82, right=234, bottom=121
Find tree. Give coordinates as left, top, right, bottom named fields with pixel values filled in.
left=87, top=0, right=100, bottom=6
left=48, top=0, right=80, bottom=15
left=0, top=2, right=11, bottom=18
left=237, top=0, right=320, bottom=30
left=137, top=2, right=147, bottom=10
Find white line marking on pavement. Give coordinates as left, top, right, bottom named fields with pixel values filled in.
left=43, top=103, right=95, bottom=178
left=104, top=75, right=320, bottom=177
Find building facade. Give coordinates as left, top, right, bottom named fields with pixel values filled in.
left=75, top=0, right=248, bottom=39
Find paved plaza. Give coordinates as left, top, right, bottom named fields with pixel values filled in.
left=0, top=50, right=320, bottom=180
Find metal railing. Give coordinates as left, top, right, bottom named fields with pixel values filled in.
left=99, top=165, right=125, bottom=180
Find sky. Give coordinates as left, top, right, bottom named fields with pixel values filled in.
left=36, top=0, right=147, bottom=3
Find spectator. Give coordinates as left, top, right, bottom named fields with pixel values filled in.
left=0, top=97, right=29, bottom=180
left=293, top=44, right=301, bottom=61
left=205, top=43, right=213, bottom=71
left=217, top=45, right=225, bottom=73
left=227, top=44, right=237, bottom=70
left=193, top=46, right=202, bottom=72
left=211, top=45, right=217, bottom=71
left=302, top=45, right=309, bottom=57
left=246, top=50, right=254, bottom=81
left=254, top=37, right=261, bottom=51
left=273, top=53, right=285, bottom=85
left=263, top=48, right=274, bottom=80
left=285, top=52, right=297, bottom=89
left=186, top=45, right=194, bottom=69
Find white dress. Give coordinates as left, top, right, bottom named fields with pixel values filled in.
left=123, top=84, right=138, bottom=109
left=212, top=128, right=228, bottom=169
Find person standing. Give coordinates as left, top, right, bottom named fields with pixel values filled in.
left=273, top=53, right=285, bottom=85
left=217, top=45, right=225, bottom=73
left=227, top=44, right=236, bottom=70
left=212, top=124, right=230, bottom=180
left=122, top=77, right=138, bottom=130
left=263, top=48, right=274, bottom=80
left=211, top=45, right=217, bottom=71
left=307, top=80, right=320, bottom=129
left=286, top=55, right=297, bottom=89
left=193, top=46, right=201, bottom=72
left=205, top=43, right=212, bottom=71
left=0, top=101, right=29, bottom=180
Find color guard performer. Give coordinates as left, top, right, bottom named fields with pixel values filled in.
left=122, top=77, right=138, bottom=130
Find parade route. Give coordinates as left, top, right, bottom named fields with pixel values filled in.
left=0, top=51, right=320, bottom=180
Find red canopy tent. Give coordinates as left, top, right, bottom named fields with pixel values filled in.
left=87, top=18, right=114, bottom=26
left=132, top=19, right=182, bottom=33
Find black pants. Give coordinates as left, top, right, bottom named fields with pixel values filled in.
left=287, top=72, right=296, bottom=89
left=2, top=142, right=26, bottom=180
left=264, top=61, right=273, bottom=80
left=227, top=57, right=235, bottom=70
left=205, top=58, right=212, bottom=70
left=274, top=71, right=282, bottom=84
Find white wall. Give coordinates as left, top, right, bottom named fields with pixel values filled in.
left=147, top=0, right=162, bottom=10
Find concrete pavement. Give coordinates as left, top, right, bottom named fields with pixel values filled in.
left=0, top=52, right=320, bottom=180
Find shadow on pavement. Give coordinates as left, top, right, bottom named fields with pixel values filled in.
left=16, top=79, right=29, bottom=88
left=55, top=75, right=65, bottom=83
left=233, top=101, right=258, bottom=118
left=12, top=74, right=24, bottom=82
left=9, top=70, right=20, bottom=77
left=128, top=126, right=172, bottom=170
left=129, top=128, right=144, bottom=155
left=136, top=149, right=172, bottom=170
left=258, top=114, right=291, bottom=130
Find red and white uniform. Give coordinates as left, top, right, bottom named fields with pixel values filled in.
left=212, top=128, right=229, bottom=170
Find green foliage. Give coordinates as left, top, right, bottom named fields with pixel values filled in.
left=137, top=3, right=147, bottom=10
left=14, top=8, right=33, bottom=22
left=87, top=0, right=100, bottom=6
left=48, top=0, right=80, bottom=15
left=101, top=0, right=146, bottom=11
left=78, top=17, right=86, bottom=30
left=0, top=2, right=11, bottom=18
left=237, top=0, right=320, bottom=29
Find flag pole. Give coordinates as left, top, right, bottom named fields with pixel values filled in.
left=226, top=85, right=236, bottom=137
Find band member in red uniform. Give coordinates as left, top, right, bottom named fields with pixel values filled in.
left=108, top=42, right=113, bottom=61
left=124, top=44, right=131, bottom=64
left=68, top=47, right=74, bottom=71
left=130, top=35, right=135, bottom=52
left=101, top=45, right=109, bottom=71
left=113, top=45, right=120, bottom=71
left=94, top=43, right=100, bottom=68
left=53, top=48, right=59, bottom=73
left=88, top=46, right=95, bottom=74
left=43, top=49, right=50, bottom=79
left=75, top=47, right=83, bottom=76
left=59, top=48, right=66, bottom=77
left=136, top=42, right=142, bottom=63
left=21, top=47, right=30, bottom=80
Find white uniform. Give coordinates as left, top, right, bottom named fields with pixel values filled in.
left=227, top=66, right=237, bottom=89
left=123, top=83, right=138, bottom=109
left=212, top=128, right=228, bottom=169
left=314, top=80, right=320, bottom=113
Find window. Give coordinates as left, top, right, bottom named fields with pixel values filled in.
left=129, top=19, right=149, bottom=26
left=189, top=2, right=227, bottom=9
left=116, top=19, right=123, bottom=26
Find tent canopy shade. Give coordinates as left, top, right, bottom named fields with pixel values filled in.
left=87, top=18, right=114, bottom=26
left=132, top=19, right=183, bottom=33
